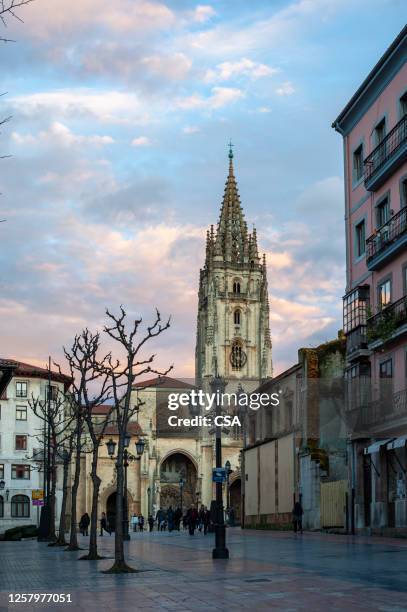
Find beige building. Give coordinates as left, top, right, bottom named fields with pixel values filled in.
left=243, top=337, right=348, bottom=530
left=76, top=377, right=243, bottom=527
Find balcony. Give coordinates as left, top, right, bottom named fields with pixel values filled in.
left=367, top=294, right=407, bottom=349
left=350, top=389, right=407, bottom=435
left=366, top=206, right=407, bottom=270
left=364, top=114, right=407, bottom=191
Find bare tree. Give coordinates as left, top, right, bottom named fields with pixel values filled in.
left=63, top=329, right=115, bottom=561
left=55, top=423, right=76, bottom=546
left=102, top=306, right=172, bottom=573
left=30, top=388, right=75, bottom=542
left=65, top=398, right=85, bottom=551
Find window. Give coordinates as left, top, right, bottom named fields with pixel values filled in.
left=376, top=197, right=390, bottom=228
left=378, top=279, right=391, bottom=308
left=379, top=358, right=393, bottom=400
left=355, top=220, right=366, bottom=257
left=343, top=286, right=369, bottom=333
left=374, top=118, right=386, bottom=146
left=16, top=405, right=27, bottom=421
left=230, top=340, right=246, bottom=370
left=0, top=496, right=3, bottom=518
left=11, top=494, right=30, bottom=518
left=16, top=381, right=27, bottom=398
left=15, top=435, right=27, bottom=451
left=234, top=309, right=241, bottom=325
left=46, top=385, right=58, bottom=402
left=11, top=464, right=30, bottom=479
left=353, top=145, right=364, bottom=182
left=401, top=178, right=407, bottom=208
left=0, top=464, right=4, bottom=479
left=232, top=281, right=241, bottom=294
left=400, top=91, right=407, bottom=117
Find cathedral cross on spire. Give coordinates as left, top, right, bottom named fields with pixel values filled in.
left=228, top=140, right=234, bottom=160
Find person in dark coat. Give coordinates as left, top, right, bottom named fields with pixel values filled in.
left=292, top=501, right=303, bottom=534
left=187, top=505, right=198, bottom=535
left=174, top=507, right=182, bottom=531
left=167, top=506, right=174, bottom=532
left=100, top=512, right=111, bottom=536
left=203, top=506, right=210, bottom=535
left=79, top=512, right=90, bottom=536
left=148, top=514, right=154, bottom=532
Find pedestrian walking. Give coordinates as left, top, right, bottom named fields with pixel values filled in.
left=139, top=514, right=145, bottom=532
left=174, top=507, right=182, bottom=531
left=187, top=505, right=198, bottom=536
left=148, top=514, right=154, bottom=532
left=79, top=512, right=90, bottom=536
left=131, top=513, right=139, bottom=532
left=292, top=501, right=303, bottom=534
left=167, top=506, right=174, bottom=532
left=203, top=506, right=210, bottom=535
left=100, top=512, right=111, bottom=536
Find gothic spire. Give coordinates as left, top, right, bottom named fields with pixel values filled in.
left=214, top=144, right=248, bottom=263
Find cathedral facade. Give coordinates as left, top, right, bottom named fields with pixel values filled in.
left=76, top=149, right=272, bottom=526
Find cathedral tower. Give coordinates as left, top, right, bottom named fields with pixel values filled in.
left=195, top=146, right=272, bottom=392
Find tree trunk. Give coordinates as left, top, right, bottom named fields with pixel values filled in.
left=80, top=447, right=103, bottom=560
left=55, top=458, right=69, bottom=546
left=104, top=433, right=136, bottom=573
left=66, top=424, right=82, bottom=551
left=48, top=447, right=57, bottom=541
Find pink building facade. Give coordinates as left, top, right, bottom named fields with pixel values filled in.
left=333, top=27, right=407, bottom=532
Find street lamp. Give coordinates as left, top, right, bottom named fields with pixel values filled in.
left=147, top=487, right=151, bottom=516
left=179, top=478, right=185, bottom=513
left=210, top=375, right=229, bottom=559
left=106, top=438, right=116, bottom=457
left=224, top=460, right=232, bottom=522
left=106, top=434, right=145, bottom=541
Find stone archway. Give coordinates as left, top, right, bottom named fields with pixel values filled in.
left=229, top=478, right=241, bottom=524
left=159, top=451, right=197, bottom=511
left=106, top=492, right=117, bottom=531
left=103, top=488, right=135, bottom=532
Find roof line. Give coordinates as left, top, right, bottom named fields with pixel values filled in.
left=332, top=25, right=407, bottom=130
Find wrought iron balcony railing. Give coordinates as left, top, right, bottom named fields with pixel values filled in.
left=366, top=206, right=407, bottom=269
left=367, top=294, right=407, bottom=345
left=364, top=115, right=407, bottom=190
left=353, top=388, right=407, bottom=431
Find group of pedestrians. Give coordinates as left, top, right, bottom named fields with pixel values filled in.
left=130, top=513, right=146, bottom=532
left=153, top=505, right=212, bottom=535
left=82, top=502, right=304, bottom=538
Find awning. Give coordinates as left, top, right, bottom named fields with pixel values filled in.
left=387, top=436, right=407, bottom=450
left=364, top=439, right=393, bottom=455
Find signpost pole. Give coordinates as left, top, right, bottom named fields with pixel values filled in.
left=210, top=375, right=229, bottom=560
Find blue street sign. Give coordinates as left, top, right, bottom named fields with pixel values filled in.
left=212, top=467, right=226, bottom=483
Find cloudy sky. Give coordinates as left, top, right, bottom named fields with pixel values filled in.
left=0, top=0, right=405, bottom=377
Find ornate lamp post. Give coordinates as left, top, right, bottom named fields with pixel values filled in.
left=106, top=434, right=145, bottom=540
left=225, top=460, right=232, bottom=520
left=210, top=375, right=229, bottom=559
left=147, top=487, right=151, bottom=516
left=179, top=478, right=185, bottom=513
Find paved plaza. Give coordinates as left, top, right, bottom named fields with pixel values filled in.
left=1, top=528, right=407, bottom=611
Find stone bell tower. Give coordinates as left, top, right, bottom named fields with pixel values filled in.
left=195, top=146, right=272, bottom=393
